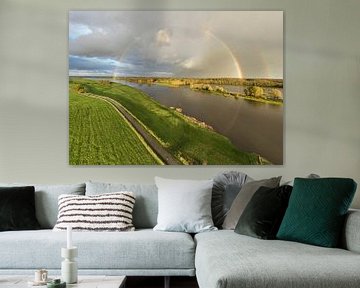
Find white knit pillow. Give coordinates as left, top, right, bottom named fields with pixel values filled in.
left=53, top=192, right=135, bottom=231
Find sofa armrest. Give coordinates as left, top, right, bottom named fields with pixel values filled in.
left=342, top=209, right=360, bottom=253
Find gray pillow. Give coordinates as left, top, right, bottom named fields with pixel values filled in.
left=0, top=183, right=86, bottom=228
left=283, top=173, right=320, bottom=186
left=222, top=176, right=281, bottom=230
left=212, top=171, right=251, bottom=228
left=86, top=181, right=158, bottom=229
left=153, top=177, right=217, bottom=233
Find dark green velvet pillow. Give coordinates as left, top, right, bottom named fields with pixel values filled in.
left=277, top=178, right=357, bottom=247
left=235, top=185, right=292, bottom=239
left=0, top=186, right=41, bottom=231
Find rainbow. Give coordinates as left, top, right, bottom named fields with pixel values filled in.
left=112, top=29, right=245, bottom=79
left=204, top=30, right=243, bottom=79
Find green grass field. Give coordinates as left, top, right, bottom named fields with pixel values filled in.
left=70, top=78, right=262, bottom=165
left=69, top=85, right=161, bottom=165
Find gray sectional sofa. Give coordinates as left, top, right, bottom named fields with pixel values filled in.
left=1, top=181, right=360, bottom=288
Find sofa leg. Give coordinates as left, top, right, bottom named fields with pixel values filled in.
left=164, top=276, right=170, bottom=288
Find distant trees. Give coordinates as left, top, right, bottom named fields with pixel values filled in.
left=244, top=86, right=264, bottom=97
left=75, top=84, right=89, bottom=94
left=99, top=80, right=112, bottom=86
left=190, top=84, right=227, bottom=94
left=117, top=77, right=283, bottom=88
left=214, top=86, right=225, bottom=93
left=190, top=83, right=213, bottom=91
left=270, top=88, right=283, bottom=99
left=115, top=76, right=283, bottom=103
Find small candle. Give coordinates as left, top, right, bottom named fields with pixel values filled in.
left=67, top=225, right=72, bottom=249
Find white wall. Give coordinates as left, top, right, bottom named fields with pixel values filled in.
left=0, top=0, right=359, bottom=208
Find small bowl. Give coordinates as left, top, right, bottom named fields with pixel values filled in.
left=47, top=279, right=66, bottom=288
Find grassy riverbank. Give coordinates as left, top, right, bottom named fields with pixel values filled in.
left=70, top=78, right=263, bottom=165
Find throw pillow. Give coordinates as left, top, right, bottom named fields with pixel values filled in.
left=277, top=178, right=357, bottom=247
left=86, top=181, right=158, bottom=229
left=234, top=185, right=293, bottom=239
left=212, top=171, right=251, bottom=228
left=153, top=177, right=217, bottom=233
left=0, top=182, right=86, bottom=228
left=222, top=176, right=281, bottom=230
left=282, top=173, right=320, bottom=186
left=53, top=192, right=136, bottom=231
left=0, top=186, right=41, bottom=231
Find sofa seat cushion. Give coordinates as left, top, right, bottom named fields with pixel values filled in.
left=195, top=230, right=360, bottom=288
left=0, top=229, right=195, bottom=270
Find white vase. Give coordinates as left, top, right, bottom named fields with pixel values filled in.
left=61, top=247, right=78, bottom=284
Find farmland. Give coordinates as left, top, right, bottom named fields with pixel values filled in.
left=69, top=82, right=161, bottom=165
left=69, top=78, right=264, bottom=165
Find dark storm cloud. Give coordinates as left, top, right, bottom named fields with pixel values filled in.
left=69, top=55, right=117, bottom=71
left=69, top=11, right=283, bottom=78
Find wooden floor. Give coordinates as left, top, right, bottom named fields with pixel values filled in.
left=126, top=276, right=199, bottom=288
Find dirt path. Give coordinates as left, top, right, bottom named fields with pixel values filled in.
left=85, top=93, right=180, bottom=165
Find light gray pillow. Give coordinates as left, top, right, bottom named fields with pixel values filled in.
left=153, top=177, right=217, bottom=233
left=0, top=183, right=85, bottom=228
left=222, top=176, right=281, bottom=230
left=86, top=181, right=158, bottom=229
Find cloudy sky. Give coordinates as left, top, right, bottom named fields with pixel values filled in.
left=69, top=11, right=283, bottom=79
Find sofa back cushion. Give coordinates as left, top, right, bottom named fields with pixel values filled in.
left=86, top=181, right=158, bottom=229
left=342, top=209, right=360, bottom=253
left=0, top=183, right=86, bottom=229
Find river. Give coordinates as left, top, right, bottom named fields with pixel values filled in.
left=113, top=81, right=283, bottom=164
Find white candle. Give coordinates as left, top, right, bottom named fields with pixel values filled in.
left=67, top=225, right=72, bottom=249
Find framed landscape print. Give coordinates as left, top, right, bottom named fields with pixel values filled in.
left=69, top=11, right=283, bottom=165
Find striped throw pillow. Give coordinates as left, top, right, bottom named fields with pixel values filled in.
left=53, top=192, right=136, bottom=231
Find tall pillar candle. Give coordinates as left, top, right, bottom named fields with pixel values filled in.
left=67, top=225, right=72, bottom=249
left=62, top=225, right=77, bottom=284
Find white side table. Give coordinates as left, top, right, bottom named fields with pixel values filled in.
left=0, top=275, right=126, bottom=288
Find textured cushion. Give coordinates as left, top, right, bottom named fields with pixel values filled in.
left=53, top=192, right=135, bottom=232
left=235, top=185, right=292, bottom=239
left=222, top=176, right=281, bottom=229
left=0, top=183, right=85, bottom=228
left=195, top=230, right=360, bottom=288
left=86, top=182, right=157, bottom=229
left=212, top=171, right=251, bottom=228
left=153, top=177, right=216, bottom=233
left=277, top=178, right=357, bottom=248
left=0, top=186, right=40, bottom=231
left=0, top=229, right=195, bottom=271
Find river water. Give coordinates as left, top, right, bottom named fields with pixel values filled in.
left=113, top=81, right=283, bottom=164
